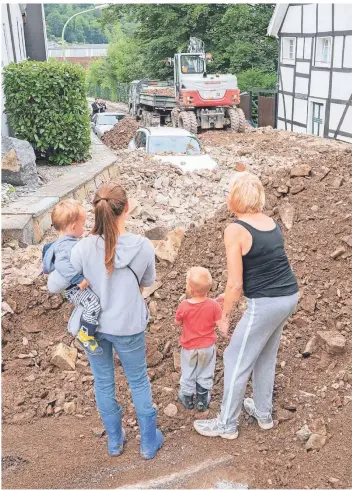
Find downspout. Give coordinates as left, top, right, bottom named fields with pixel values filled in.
left=7, top=4, right=17, bottom=63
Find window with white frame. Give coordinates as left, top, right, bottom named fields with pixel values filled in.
left=282, top=37, right=296, bottom=61
left=315, top=37, right=332, bottom=64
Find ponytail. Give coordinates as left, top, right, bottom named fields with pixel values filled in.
left=91, top=182, right=128, bottom=275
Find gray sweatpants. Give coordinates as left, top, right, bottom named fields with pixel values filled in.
left=220, top=293, right=298, bottom=428
left=180, top=345, right=216, bottom=395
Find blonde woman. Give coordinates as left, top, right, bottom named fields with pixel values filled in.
left=194, top=171, right=298, bottom=439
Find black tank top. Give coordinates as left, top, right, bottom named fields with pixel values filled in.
left=236, top=220, right=298, bottom=299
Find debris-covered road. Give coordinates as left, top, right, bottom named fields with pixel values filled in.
left=2, top=128, right=352, bottom=489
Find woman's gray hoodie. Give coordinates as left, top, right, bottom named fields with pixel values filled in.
left=48, top=233, right=156, bottom=336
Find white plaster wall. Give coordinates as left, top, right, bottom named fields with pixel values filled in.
left=8, top=4, right=26, bottom=63
left=295, top=76, right=309, bottom=95
left=277, top=93, right=293, bottom=120
left=277, top=119, right=286, bottom=130
left=293, top=98, right=308, bottom=125
left=310, top=70, right=330, bottom=99
left=278, top=93, right=286, bottom=119
left=329, top=103, right=347, bottom=131
left=296, top=61, right=310, bottom=74
left=333, top=36, right=344, bottom=69
left=297, top=38, right=304, bottom=59
left=336, top=135, right=352, bottom=143
left=343, top=36, right=352, bottom=69
left=281, top=66, right=294, bottom=93
left=317, top=3, right=332, bottom=33
left=293, top=125, right=307, bottom=134
left=334, top=4, right=352, bottom=32
left=338, top=106, right=352, bottom=135
left=303, top=4, right=316, bottom=34
left=304, top=37, right=313, bottom=59
left=281, top=5, right=302, bottom=34
left=331, top=72, right=352, bottom=100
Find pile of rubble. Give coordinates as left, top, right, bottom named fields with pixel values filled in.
left=2, top=128, right=352, bottom=487
left=101, top=116, right=140, bottom=150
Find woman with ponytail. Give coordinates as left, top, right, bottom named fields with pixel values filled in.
left=70, top=181, right=163, bottom=460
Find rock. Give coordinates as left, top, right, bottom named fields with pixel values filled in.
left=296, top=424, right=312, bottom=441
left=162, top=340, right=171, bottom=357
left=50, top=343, right=77, bottom=371
left=173, top=349, right=181, bottom=371
left=330, top=246, right=346, bottom=259
left=300, top=295, right=316, bottom=314
left=277, top=185, right=289, bottom=194
left=317, top=330, right=346, bottom=355
left=331, top=177, right=343, bottom=189
left=63, top=401, right=76, bottom=415
left=194, top=409, right=210, bottom=419
left=144, top=227, right=169, bottom=241
left=328, top=477, right=340, bottom=488
left=46, top=405, right=54, bottom=416
left=149, top=324, right=162, bottom=334
left=92, top=426, right=106, bottom=438
left=127, top=198, right=141, bottom=217
left=290, top=183, right=305, bottom=195
left=279, top=203, right=295, bottom=230
left=146, top=339, right=163, bottom=367
left=341, top=235, right=352, bottom=248
left=164, top=403, right=178, bottom=417
left=310, top=417, right=327, bottom=436
left=290, top=164, right=311, bottom=177
left=302, top=336, right=317, bottom=358
left=149, top=301, right=158, bottom=317
left=1, top=136, right=39, bottom=187
left=306, top=433, right=326, bottom=451
left=277, top=409, right=294, bottom=423
left=154, top=229, right=185, bottom=263
left=169, top=197, right=181, bottom=208
left=142, top=281, right=162, bottom=299
left=1, top=301, right=14, bottom=315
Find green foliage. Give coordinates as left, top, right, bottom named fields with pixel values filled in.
left=3, top=60, right=91, bottom=165
left=237, top=69, right=277, bottom=92
left=44, top=4, right=110, bottom=44
left=99, top=4, right=278, bottom=84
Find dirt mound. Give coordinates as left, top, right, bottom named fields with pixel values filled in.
left=2, top=130, right=352, bottom=488
left=102, top=116, right=139, bottom=150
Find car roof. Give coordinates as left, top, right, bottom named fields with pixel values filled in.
left=96, top=112, right=126, bottom=116
left=139, top=127, right=194, bottom=137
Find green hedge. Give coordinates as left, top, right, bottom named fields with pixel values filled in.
left=3, top=59, right=91, bottom=165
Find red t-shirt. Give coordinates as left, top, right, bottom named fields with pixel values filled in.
left=175, top=298, right=222, bottom=350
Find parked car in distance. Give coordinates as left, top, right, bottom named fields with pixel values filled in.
left=128, top=127, right=217, bottom=172
left=91, top=112, right=126, bottom=138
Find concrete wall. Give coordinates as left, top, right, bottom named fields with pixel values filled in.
left=276, top=3, right=352, bottom=143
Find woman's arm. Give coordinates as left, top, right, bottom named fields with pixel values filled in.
left=218, top=224, right=243, bottom=336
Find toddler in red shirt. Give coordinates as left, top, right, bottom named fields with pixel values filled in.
left=175, top=266, right=222, bottom=411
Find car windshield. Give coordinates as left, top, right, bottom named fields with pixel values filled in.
left=181, top=55, right=204, bottom=74
left=97, top=115, right=125, bottom=125
left=148, top=136, right=201, bottom=155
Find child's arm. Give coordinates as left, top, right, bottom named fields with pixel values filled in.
left=175, top=318, right=183, bottom=327
left=174, top=302, right=185, bottom=328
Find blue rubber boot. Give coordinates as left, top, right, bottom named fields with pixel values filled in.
left=138, top=410, right=163, bottom=460
left=100, top=409, right=126, bottom=456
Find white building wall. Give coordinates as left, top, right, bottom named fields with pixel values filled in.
left=1, top=4, right=27, bottom=136
left=302, top=4, right=316, bottom=34
left=343, top=36, right=352, bottom=68
left=317, top=4, right=332, bottom=32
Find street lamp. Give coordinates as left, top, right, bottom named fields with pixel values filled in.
left=61, top=4, right=110, bottom=61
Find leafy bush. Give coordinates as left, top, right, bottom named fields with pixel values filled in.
left=237, top=68, right=277, bottom=92
left=3, top=59, right=91, bottom=165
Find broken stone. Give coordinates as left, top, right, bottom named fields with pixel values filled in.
left=1, top=301, right=14, bottom=315
left=149, top=301, right=158, bottom=317
left=154, top=229, right=185, bottom=263
left=290, top=183, right=305, bottom=195
left=279, top=203, right=295, bottom=230
left=341, top=235, right=352, bottom=248
left=302, top=336, right=317, bottom=358
left=50, top=343, right=77, bottom=371
left=290, top=164, right=311, bottom=178
left=162, top=340, right=171, bottom=357
left=163, top=403, right=178, bottom=417
left=330, top=246, right=346, bottom=259
left=296, top=424, right=312, bottom=442
left=300, top=295, right=316, bottom=314
left=306, top=433, right=326, bottom=451
left=144, top=227, right=169, bottom=241
left=1, top=136, right=39, bottom=187
left=173, top=349, right=181, bottom=371
left=146, top=339, right=163, bottom=367
left=331, top=177, right=343, bottom=189
left=149, top=324, right=162, bottom=334
left=276, top=409, right=294, bottom=423
left=63, top=401, right=76, bottom=415
left=317, top=330, right=346, bottom=355
left=92, top=426, right=106, bottom=438
left=142, top=281, right=162, bottom=299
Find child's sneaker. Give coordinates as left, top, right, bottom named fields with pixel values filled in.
left=178, top=391, right=194, bottom=410
left=243, top=398, right=274, bottom=429
left=76, top=327, right=103, bottom=356
left=196, top=383, right=210, bottom=412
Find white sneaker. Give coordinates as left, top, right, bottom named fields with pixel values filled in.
left=243, top=398, right=274, bottom=430
left=193, top=417, right=239, bottom=440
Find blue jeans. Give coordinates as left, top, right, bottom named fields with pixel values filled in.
left=87, top=331, right=155, bottom=418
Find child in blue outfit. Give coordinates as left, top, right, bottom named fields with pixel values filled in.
left=42, top=199, right=102, bottom=355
